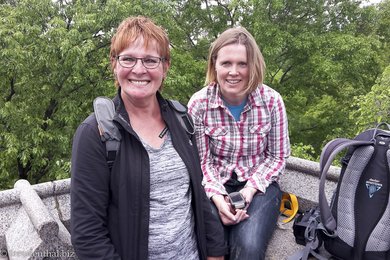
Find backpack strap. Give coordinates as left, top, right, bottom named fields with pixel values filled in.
left=371, top=122, right=390, bottom=139
left=288, top=207, right=328, bottom=260
left=93, top=97, right=122, bottom=171
left=288, top=235, right=328, bottom=260
left=318, top=138, right=374, bottom=233
left=168, top=99, right=195, bottom=137
left=93, top=97, right=194, bottom=171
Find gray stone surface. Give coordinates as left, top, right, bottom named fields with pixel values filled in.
left=280, top=166, right=337, bottom=212
left=32, top=179, right=70, bottom=200
left=6, top=207, right=45, bottom=260
left=0, top=157, right=341, bottom=259
left=3, top=180, right=75, bottom=260
left=267, top=221, right=333, bottom=260
left=265, top=156, right=339, bottom=260
left=0, top=197, right=21, bottom=258
left=266, top=219, right=302, bottom=260
left=14, top=180, right=59, bottom=239
left=43, top=194, right=71, bottom=232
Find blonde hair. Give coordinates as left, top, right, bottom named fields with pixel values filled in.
left=205, top=27, right=266, bottom=93
left=110, top=16, right=170, bottom=88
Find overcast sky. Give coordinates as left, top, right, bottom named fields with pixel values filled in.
left=361, top=0, right=382, bottom=6
left=367, top=0, right=382, bottom=4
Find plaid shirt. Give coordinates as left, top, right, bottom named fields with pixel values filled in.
left=188, top=83, right=290, bottom=199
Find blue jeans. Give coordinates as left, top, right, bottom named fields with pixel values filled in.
left=210, top=178, right=281, bottom=260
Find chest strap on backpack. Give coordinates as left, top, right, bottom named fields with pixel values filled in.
left=288, top=207, right=328, bottom=260
left=93, top=97, right=122, bottom=170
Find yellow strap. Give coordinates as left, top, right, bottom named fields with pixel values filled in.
left=279, top=192, right=299, bottom=223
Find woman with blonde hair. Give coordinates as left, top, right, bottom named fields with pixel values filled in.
left=188, top=27, right=290, bottom=259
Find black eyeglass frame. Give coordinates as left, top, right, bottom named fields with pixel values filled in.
left=116, top=55, right=166, bottom=69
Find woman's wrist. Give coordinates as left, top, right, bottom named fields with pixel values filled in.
left=240, top=187, right=258, bottom=205
left=242, top=187, right=257, bottom=196
left=211, top=194, right=225, bottom=206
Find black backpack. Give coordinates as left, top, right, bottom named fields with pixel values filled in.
left=290, top=122, right=390, bottom=260
left=93, top=96, right=194, bottom=170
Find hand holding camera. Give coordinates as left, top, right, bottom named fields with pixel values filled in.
left=227, top=192, right=246, bottom=209
left=211, top=191, right=250, bottom=225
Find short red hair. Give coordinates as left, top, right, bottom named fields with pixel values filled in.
left=110, top=16, right=170, bottom=88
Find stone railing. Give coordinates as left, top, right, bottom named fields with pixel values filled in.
left=0, top=179, right=73, bottom=259
left=0, top=156, right=340, bottom=260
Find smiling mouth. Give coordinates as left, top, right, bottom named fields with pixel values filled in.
left=129, top=80, right=150, bottom=86
left=226, top=79, right=241, bottom=84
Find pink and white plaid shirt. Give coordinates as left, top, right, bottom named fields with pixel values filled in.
left=188, top=83, right=290, bottom=199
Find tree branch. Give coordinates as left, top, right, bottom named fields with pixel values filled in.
left=6, top=77, right=16, bottom=102
left=171, top=15, right=197, bottom=49
left=216, top=0, right=235, bottom=26
left=203, top=0, right=219, bottom=38
left=280, top=65, right=293, bottom=83
left=42, top=98, right=58, bottom=131
left=17, top=158, right=31, bottom=180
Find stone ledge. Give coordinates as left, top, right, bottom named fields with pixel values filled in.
left=266, top=157, right=338, bottom=259
left=0, top=156, right=340, bottom=259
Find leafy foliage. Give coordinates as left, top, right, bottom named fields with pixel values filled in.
left=0, top=0, right=388, bottom=190
left=0, top=0, right=118, bottom=188
left=352, top=65, right=390, bottom=132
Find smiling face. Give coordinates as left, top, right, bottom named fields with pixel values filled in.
left=215, top=44, right=249, bottom=105
left=114, top=37, right=169, bottom=102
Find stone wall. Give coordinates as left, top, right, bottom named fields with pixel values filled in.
left=0, top=156, right=340, bottom=260
left=0, top=179, right=73, bottom=259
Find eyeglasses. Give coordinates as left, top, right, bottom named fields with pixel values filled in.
left=116, top=55, right=165, bottom=69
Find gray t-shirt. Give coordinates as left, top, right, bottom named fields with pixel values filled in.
left=142, top=132, right=199, bottom=260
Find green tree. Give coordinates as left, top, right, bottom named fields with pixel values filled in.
left=0, top=0, right=119, bottom=188
left=0, top=0, right=388, bottom=189
left=241, top=0, right=386, bottom=154
left=351, top=65, right=390, bottom=132
left=0, top=0, right=208, bottom=189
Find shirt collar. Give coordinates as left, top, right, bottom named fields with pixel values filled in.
left=247, top=85, right=265, bottom=108
left=208, top=83, right=225, bottom=109
left=208, top=82, right=265, bottom=109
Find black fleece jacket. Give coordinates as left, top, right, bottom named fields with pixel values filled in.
left=70, top=90, right=227, bottom=260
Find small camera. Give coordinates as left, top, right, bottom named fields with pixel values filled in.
left=228, top=192, right=246, bottom=209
